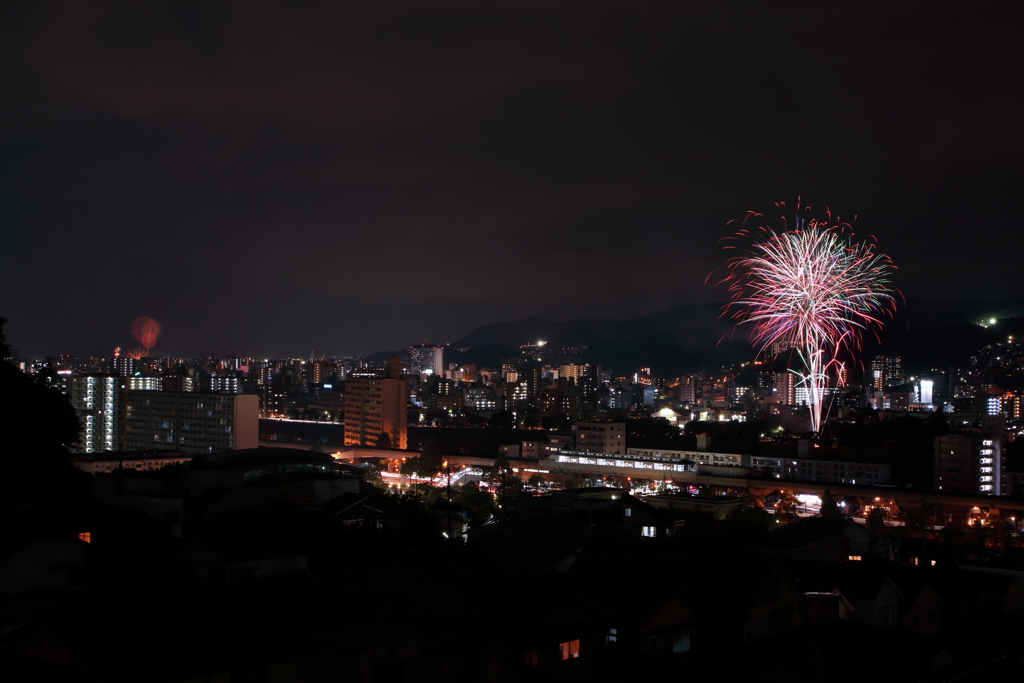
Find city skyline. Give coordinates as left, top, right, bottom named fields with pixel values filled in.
left=3, top=2, right=1023, bottom=357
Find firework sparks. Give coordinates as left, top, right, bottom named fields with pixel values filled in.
left=131, top=317, right=161, bottom=351
left=718, top=201, right=897, bottom=433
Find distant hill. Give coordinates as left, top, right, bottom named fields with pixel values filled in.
left=870, top=298, right=1024, bottom=370
left=551, top=303, right=752, bottom=375
left=887, top=297, right=1024, bottom=331
left=369, top=298, right=1024, bottom=377
left=363, top=349, right=409, bottom=363
left=452, top=316, right=614, bottom=349
left=443, top=304, right=752, bottom=375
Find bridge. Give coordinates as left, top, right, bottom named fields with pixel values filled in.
left=259, top=441, right=1024, bottom=520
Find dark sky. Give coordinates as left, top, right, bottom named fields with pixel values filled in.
left=3, top=1, right=1022, bottom=358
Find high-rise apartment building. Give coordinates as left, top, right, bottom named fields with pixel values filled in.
left=62, top=377, right=257, bottom=454
left=677, top=375, right=697, bottom=403
left=344, top=358, right=408, bottom=449
left=559, top=364, right=589, bottom=381
left=409, top=344, right=444, bottom=376
left=775, top=372, right=796, bottom=407
left=64, top=375, right=126, bottom=453
left=124, top=391, right=258, bottom=454
left=502, top=363, right=519, bottom=383
left=199, top=376, right=242, bottom=393
left=870, top=355, right=903, bottom=390
left=933, top=417, right=1005, bottom=495
left=128, top=376, right=162, bottom=391
left=111, top=355, right=136, bottom=377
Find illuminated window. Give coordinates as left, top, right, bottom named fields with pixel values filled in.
left=559, top=640, right=580, bottom=660
left=848, top=555, right=862, bottom=561
left=78, top=532, right=91, bottom=543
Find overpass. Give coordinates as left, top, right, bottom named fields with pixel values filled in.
left=261, top=441, right=1024, bottom=518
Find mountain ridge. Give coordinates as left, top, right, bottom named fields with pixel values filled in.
left=369, top=298, right=1024, bottom=375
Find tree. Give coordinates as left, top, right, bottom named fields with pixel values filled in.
left=490, top=444, right=521, bottom=504
left=0, top=318, right=82, bottom=496
left=400, top=438, right=443, bottom=478
left=905, top=504, right=934, bottom=537
left=419, top=438, right=443, bottom=475
left=867, top=507, right=886, bottom=535
left=941, top=523, right=964, bottom=544
left=729, top=505, right=778, bottom=530
left=488, top=410, right=514, bottom=430
left=454, top=481, right=497, bottom=519
left=926, top=408, right=949, bottom=436
left=0, top=316, right=9, bottom=358
left=376, top=431, right=392, bottom=449
left=492, top=448, right=513, bottom=504
left=776, top=491, right=799, bottom=523
left=819, top=488, right=841, bottom=518
left=541, top=414, right=570, bottom=430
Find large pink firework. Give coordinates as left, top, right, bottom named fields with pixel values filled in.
left=718, top=201, right=897, bottom=433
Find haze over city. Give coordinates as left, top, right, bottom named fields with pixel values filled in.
left=3, top=1, right=1023, bottom=357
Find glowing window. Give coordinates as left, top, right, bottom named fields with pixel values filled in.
left=78, top=532, right=91, bottom=543
left=559, top=640, right=580, bottom=660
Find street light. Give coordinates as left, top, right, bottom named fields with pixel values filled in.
left=444, top=460, right=453, bottom=542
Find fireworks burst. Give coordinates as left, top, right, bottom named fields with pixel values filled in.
left=718, top=201, right=897, bottom=433
left=131, top=317, right=161, bottom=351
left=125, top=317, right=162, bottom=360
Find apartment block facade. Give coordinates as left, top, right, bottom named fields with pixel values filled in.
left=343, top=358, right=408, bottom=450
left=124, top=391, right=258, bottom=454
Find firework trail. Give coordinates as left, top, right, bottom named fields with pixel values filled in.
left=718, top=201, right=897, bottom=433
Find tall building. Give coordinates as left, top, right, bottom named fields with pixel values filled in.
left=775, top=372, right=796, bottom=407
left=409, top=344, right=444, bottom=376
left=257, top=384, right=288, bottom=418
left=128, top=376, right=162, bottom=391
left=540, top=378, right=578, bottom=416
left=344, top=357, right=408, bottom=449
left=199, top=375, right=242, bottom=393
left=870, top=355, right=903, bottom=390
left=559, top=364, right=589, bottom=381
left=677, top=375, right=697, bottom=403
left=574, top=421, right=626, bottom=455
left=64, top=375, right=126, bottom=453
left=112, top=355, right=136, bottom=377
left=124, top=391, right=258, bottom=454
left=933, top=418, right=1005, bottom=495
left=501, top=363, right=519, bottom=383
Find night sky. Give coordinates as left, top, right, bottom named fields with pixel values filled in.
left=3, top=1, right=1022, bottom=358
